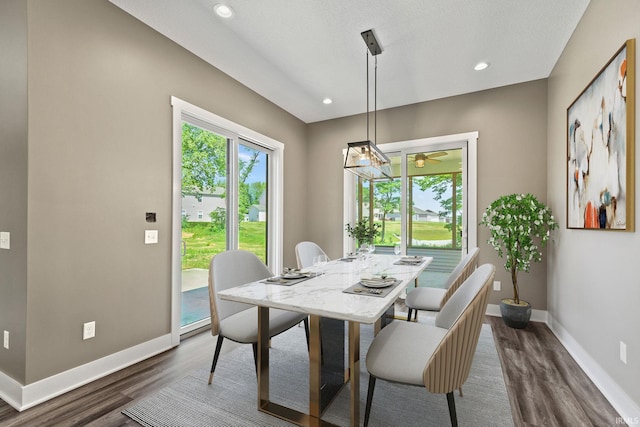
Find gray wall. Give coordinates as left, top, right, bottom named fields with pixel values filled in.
left=0, top=0, right=29, bottom=383
left=307, top=79, right=549, bottom=309
left=548, top=0, right=640, bottom=407
left=0, top=0, right=307, bottom=385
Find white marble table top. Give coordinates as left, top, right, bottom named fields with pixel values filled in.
left=218, top=254, right=432, bottom=324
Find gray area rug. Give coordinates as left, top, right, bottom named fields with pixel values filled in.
left=123, top=322, right=513, bottom=426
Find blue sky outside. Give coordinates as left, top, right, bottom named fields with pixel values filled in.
left=239, top=144, right=267, bottom=183
left=413, top=186, right=441, bottom=212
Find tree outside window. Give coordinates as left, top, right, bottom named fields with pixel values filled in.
left=358, top=172, right=462, bottom=248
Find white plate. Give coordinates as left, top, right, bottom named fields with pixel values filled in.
left=282, top=272, right=307, bottom=279
left=399, top=257, right=423, bottom=264
left=360, top=278, right=396, bottom=288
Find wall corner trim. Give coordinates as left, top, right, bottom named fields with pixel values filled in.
left=547, top=314, right=640, bottom=423
left=0, top=334, right=173, bottom=411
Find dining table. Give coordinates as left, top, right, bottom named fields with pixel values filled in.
left=217, top=253, right=432, bottom=427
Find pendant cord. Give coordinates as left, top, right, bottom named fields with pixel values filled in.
left=366, top=49, right=370, bottom=141
left=374, top=54, right=377, bottom=146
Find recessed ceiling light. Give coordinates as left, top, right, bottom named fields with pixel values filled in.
left=213, top=4, right=234, bottom=18
left=474, top=62, right=489, bottom=71
left=323, top=98, right=333, bottom=105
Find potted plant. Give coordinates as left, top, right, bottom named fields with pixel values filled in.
left=480, top=193, right=558, bottom=328
left=345, top=219, right=380, bottom=248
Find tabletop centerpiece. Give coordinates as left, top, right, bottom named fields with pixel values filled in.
left=345, top=219, right=380, bottom=248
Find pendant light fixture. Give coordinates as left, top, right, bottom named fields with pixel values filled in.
left=343, top=29, right=392, bottom=180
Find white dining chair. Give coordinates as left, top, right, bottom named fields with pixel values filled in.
left=405, top=247, right=479, bottom=321
left=207, top=250, right=309, bottom=385
left=364, top=263, right=495, bottom=427
left=295, top=241, right=329, bottom=269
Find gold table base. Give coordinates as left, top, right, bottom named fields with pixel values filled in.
left=257, top=305, right=394, bottom=426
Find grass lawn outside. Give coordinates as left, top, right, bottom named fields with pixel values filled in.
left=373, top=220, right=454, bottom=246
left=182, top=220, right=457, bottom=270
left=182, top=222, right=266, bottom=270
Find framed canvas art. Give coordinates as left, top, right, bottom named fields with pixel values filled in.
left=567, top=39, right=635, bottom=231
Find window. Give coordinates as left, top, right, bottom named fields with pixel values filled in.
left=344, top=133, right=477, bottom=287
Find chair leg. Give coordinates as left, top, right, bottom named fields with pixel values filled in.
left=364, top=376, right=376, bottom=427
left=406, top=308, right=413, bottom=321
left=303, top=317, right=310, bottom=352
left=251, top=342, right=258, bottom=374
left=208, top=335, right=224, bottom=385
left=446, top=391, right=458, bottom=427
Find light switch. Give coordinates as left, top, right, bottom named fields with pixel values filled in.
left=0, top=232, right=9, bottom=249
left=145, top=230, right=158, bottom=244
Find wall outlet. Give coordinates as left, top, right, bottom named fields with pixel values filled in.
left=3, top=331, right=8, bottom=349
left=144, top=229, right=158, bottom=244
left=493, top=280, right=501, bottom=291
left=83, top=321, right=96, bottom=340
left=620, top=341, right=627, bottom=364
left=0, top=232, right=9, bottom=250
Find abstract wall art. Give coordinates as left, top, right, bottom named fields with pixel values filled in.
left=567, top=39, right=635, bottom=231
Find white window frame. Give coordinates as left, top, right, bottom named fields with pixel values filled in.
left=343, top=132, right=478, bottom=256
left=170, top=96, right=285, bottom=343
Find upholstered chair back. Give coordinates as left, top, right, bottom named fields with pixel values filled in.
left=439, top=247, right=480, bottom=308
left=295, top=241, right=328, bottom=269
left=425, top=263, right=495, bottom=394
left=208, top=250, right=272, bottom=336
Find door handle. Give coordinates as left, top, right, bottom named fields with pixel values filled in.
left=181, top=240, right=186, bottom=256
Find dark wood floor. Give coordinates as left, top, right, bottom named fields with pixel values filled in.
left=486, top=316, right=622, bottom=426
left=0, top=316, right=621, bottom=426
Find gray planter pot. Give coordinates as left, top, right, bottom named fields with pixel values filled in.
left=499, top=298, right=532, bottom=329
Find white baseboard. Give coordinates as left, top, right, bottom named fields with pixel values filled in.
left=0, top=370, right=23, bottom=410
left=547, top=314, right=640, bottom=424
left=485, top=303, right=548, bottom=323
left=0, top=333, right=173, bottom=411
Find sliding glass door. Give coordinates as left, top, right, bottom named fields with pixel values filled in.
left=179, top=127, right=272, bottom=332
left=406, top=149, right=463, bottom=250
left=172, top=97, right=284, bottom=338
left=180, top=123, right=229, bottom=329
left=406, top=149, right=464, bottom=286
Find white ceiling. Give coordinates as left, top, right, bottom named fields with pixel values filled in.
left=109, top=0, right=590, bottom=124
